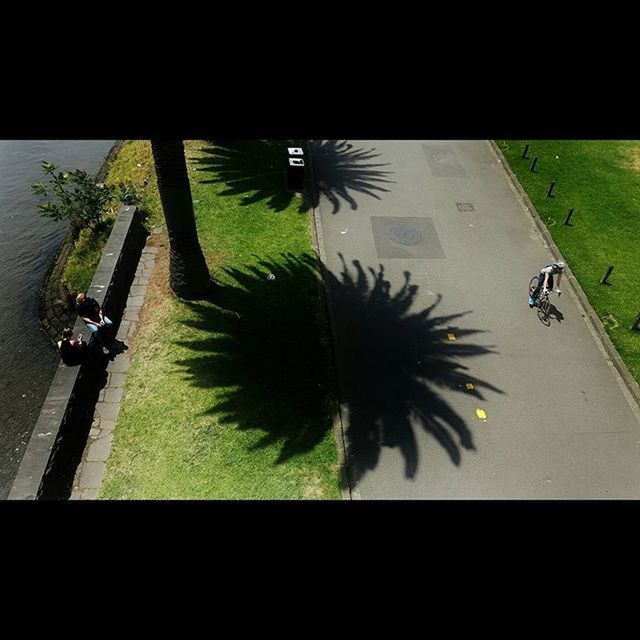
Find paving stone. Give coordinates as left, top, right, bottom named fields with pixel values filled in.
left=107, top=357, right=130, bottom=374
left=86, top=433, right=114, bottom=462
left=144, top=246, right=160, bottom=254
left=104, top=387, right=124, bottom=403
left=109, top=373, right=126, bottom=388
left=78, top=462, right=105, bottom=489
left=129, top=285, right=147, bottom=297
left=116, top=320, right=131, bottom=340
left=137, top=275, right=150, bottom=286
left=128, top=323, right=138, bottom=338
left=99, top=418, right=117, bottom=432
left=70, top=489, right=83, bottom=501
left=124, top=308, right=140, bottom=322
left=127, top=296, right=145, bottom=308
left=80, top=487, right=100, bottom=500
left=95, top=401, right=121, bottom=420
left=98, top=389, right=105, bottom=402
left=142, top=269, right=155, bottom=278
left=89, top=427, right=101, bottom=437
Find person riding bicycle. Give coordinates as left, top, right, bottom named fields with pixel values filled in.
left=529, top=260, right=565, bottom=308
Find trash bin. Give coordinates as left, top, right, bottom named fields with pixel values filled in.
left=286, top=155, right=305, bottom=192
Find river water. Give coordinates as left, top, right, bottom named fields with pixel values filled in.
left=0, top=140, right=115, bottom=499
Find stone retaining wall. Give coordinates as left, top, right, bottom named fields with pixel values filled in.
left=39, top=140, right=125, bottom=343
left=9, top=204, right=147, bottom=500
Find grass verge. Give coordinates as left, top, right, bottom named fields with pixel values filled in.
left=498, top=140, right=640, bottom=382
left=99, top=140, right=341, bottom=499
left=62, top=140, right=156, bottom=293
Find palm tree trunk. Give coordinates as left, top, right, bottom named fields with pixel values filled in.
left=151, top=139, right=213, bottom=299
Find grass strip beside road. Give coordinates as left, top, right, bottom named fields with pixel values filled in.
left=99, top=140, right=341, bottom=499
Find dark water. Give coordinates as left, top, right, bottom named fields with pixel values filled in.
left=0, top=140, right=114, bottom=498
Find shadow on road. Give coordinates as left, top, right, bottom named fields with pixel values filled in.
left=189, top=140, right=394, bottom=215
left=324, top=255, right=503, bottom=481
left=173, top=253, right=501, bottom=479
left=307, top=140, right=395, bottom=213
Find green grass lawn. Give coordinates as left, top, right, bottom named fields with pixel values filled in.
left=498, top=140, right=640, bottom=382
left=99, top=140, right=341, bottom=499
left=62, top=140, right=155, bottom=293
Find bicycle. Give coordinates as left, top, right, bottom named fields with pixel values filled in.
left=529, top=276, right=559, bottom=325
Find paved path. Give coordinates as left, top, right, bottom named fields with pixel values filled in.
left=71, top=229, right=162, bottom=500
left=312, top=140, right=640, bottom=499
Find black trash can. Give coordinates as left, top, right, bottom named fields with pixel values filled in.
left=286, top=147, right=305, bottom=192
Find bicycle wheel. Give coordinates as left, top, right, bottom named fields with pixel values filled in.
left=529, top=276, right=538, bottom=297
left=538, top=295, right=551, bottom=325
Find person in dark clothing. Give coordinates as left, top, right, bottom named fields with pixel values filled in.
left=75, top=292, right=114, bottom=354
left=57, top=327, right=87, bottom=366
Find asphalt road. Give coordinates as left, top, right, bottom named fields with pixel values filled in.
left=312, top=140, right=640, bottom=499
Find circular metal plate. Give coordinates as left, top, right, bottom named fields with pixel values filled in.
left=386, top=223, right=424, bottom=246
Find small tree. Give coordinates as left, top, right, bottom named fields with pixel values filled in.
left=32, top=161, right=142, bottom=233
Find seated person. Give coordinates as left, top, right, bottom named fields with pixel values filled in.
left=57, top=327, right=87, bottom=366
left=75, top=292, right=114, bottom=354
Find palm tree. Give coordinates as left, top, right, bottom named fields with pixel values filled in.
left=151, top=139, right=213, bottom=299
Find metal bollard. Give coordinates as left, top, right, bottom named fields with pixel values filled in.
left=563, top=207, right=574, bottom=225
left=531, top=156, right=538, bottom=172
left=600, top=265, right=614, bottom=285
left=522, top=144, right=530, bottom=159
left=547, top=181, right=556, bottom=197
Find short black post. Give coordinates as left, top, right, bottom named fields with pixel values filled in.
left=522, top=143, right=530, bottom=159
left=563, top=207, right=574, bottom=225
left=530, top=156, right=538, bottom=172
left=631, top=313, right=640, bottom=332
left=547, top=181, right=556, bottom=197
left=600, top=265, right=614, bottom=285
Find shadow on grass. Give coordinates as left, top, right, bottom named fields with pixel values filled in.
left=189, top=140, right=394, bottom=215
left=174, top=253, right=502, bottom=478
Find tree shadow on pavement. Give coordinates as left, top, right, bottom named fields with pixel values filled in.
left=323, top=254, right=503, bottom=481
left=189, top=140, right=394, bottom=215
left=307, top=140, right=395, bottom=213
left=173, top=253, right=501, bottom=478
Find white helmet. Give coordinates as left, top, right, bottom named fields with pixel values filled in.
left=556, top=261, right=565, bottom=269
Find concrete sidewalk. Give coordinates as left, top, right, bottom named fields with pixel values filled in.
left=311, top=140, right=640, bottom=499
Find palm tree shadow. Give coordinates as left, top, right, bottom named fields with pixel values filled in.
left=323, top=255, right=504, bottom=481
left=307, top=140, right=395, bottom=213
left=191, top=140, right=304, bottom=213
left=188, top=140, right=395, bottom=215
left=173, top=253, right=502, bottom=478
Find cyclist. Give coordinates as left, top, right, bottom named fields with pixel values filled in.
left=529, top=261, right=565, bottom=308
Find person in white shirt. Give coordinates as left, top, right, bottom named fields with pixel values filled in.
left=530, top=261, right=565, bottom=308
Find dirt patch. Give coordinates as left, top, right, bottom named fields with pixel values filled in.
left=621, top=146, right=640, bottom=173
left=302, top=474, right=326, bottom=499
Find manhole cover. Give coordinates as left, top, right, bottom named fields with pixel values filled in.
left=456, top=202, right=475, bottom=212
left=386, top=224, right=425, bottom=246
